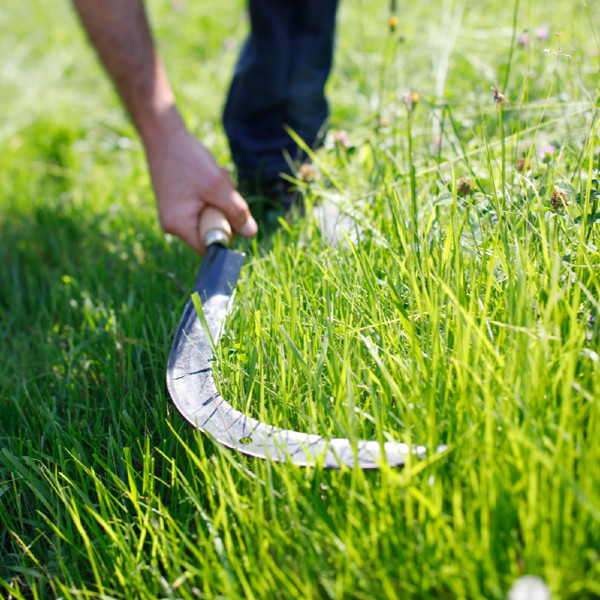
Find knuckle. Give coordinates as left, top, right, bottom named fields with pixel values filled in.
left=204, top=172, right=226, bottom=195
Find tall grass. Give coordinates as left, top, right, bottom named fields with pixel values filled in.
left=1, top=0, right=599, bottom=598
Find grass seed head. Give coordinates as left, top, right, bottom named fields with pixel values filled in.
left=550, top=188, right=568, bottom=211
left=333, top=129, right=350, bottom=148
left=299, top=164, right=318, bottom=183
left=402, top=92, right=419, bottom=111
left=457, top=177, right=474, bottom=196
left=515, top=157, right=530, bottom=172
left=492, top=86, right=509, bottom=106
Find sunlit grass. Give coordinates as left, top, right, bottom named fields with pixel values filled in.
left=1, top=0, right=600, bottom=598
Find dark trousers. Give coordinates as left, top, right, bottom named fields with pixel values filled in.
left=223, top=0, right=338, bottom=182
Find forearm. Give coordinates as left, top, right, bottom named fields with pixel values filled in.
left=71, top=0, right=185, bottom=149
left=71, top=0, right=258, bottom=253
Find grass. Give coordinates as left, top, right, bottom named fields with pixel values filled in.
left=1, top=0, right=600, bottom=598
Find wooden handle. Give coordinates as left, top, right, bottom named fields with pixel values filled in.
left=198, top=206, right=233, bottom=248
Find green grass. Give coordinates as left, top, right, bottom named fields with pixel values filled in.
left=1, top=0, right=600, bottom=598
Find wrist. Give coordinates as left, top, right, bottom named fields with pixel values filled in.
left=129, top=56, right=188, bottom=154
left=138, top=104, right=187, bottom=156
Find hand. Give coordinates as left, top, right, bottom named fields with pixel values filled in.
left=145, top=126, right=257, bottom=255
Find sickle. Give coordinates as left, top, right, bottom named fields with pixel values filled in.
left=166, top=207, right=446, bottom=468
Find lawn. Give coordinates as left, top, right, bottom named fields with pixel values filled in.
left=1, top=0, right=599, bottom=598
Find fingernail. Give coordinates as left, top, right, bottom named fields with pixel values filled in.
left=240, top=216, right=258, bottom=237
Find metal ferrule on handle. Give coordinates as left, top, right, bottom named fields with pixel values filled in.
left=204, top=229, right=231, bottom=247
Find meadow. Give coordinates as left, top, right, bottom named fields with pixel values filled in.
left=1, top=0, right=599, bottom=598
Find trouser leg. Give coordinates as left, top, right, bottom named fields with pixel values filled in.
left=223, top=0, right=338, bottom=182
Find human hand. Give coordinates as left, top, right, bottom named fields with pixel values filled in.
left=145, top=126, right=257, bottom=255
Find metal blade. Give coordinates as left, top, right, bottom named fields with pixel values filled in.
left=167, top=245, right=446, bottom=468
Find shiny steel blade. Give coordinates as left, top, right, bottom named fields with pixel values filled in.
left=167, top=245, right=446, bottom=468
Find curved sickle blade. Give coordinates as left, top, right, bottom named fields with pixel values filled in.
left=167, top=245, right=443, bottom=468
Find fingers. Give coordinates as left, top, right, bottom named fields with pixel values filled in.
left=181, top=171, right=257, bottom=256
left=162, top=209, right=206, bottom=256
left=203, top=170, right=258, bottom=240
left=182, top=216, right=206, bottom=256
left=222, top=188, right=258, bottom=238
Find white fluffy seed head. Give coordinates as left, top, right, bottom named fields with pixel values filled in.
left=508, top=576, right=551, bottom=600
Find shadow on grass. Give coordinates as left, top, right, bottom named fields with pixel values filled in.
left=0, top=199, right=188, bottom=438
